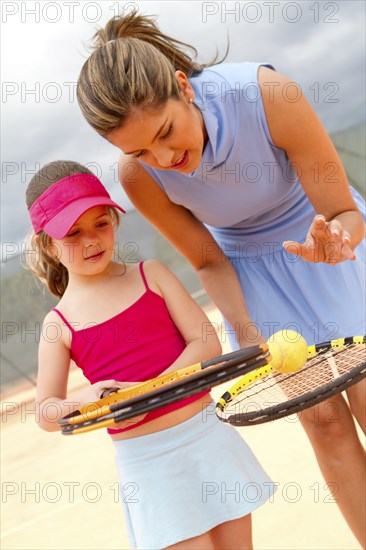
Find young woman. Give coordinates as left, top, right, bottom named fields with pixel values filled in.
left=75, top=11, right=366, bottom=546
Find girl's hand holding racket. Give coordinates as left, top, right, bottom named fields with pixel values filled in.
left=69, top=380, right=147, bottom=427
left=283, top=214, right=356, bottom=264
left=77, top=379, right=131, bottom=404
left=99, top=383, right=148, bottom=428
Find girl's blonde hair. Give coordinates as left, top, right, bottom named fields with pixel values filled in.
left=25, top=160, right=120, bottom=299
left=77, top=9, right=227, bottom=136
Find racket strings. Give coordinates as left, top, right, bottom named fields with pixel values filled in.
left=219, top=343, right=366, bottom=416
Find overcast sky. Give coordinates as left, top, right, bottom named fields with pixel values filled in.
left=1, top=0, right=365, bottom=253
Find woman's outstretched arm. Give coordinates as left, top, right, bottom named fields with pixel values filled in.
left=258, top=66, right=365, bottom=264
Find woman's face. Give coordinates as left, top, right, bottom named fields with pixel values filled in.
left=108, top=89, right=208, bottom=174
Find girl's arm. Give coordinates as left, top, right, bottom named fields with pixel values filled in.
left=36, top=311, right=127, bottom=431
left=258, top=66, right=365, bottom=263
left=141, top=259, right=222, bottom=372
left=120, top=159, right=261, bottom=347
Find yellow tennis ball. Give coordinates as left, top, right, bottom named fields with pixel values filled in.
left=267, top=330, right=308, bottom=374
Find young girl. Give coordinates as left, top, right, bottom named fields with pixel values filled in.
left=26, top=160, right=276, bottom=550
left=76, top=11, right=366, bottom=546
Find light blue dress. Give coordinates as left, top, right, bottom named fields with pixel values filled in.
left=142, top=62, right=366, bottom=346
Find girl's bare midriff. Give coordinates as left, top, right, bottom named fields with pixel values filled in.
left=109, top=393, right=212, bottom=440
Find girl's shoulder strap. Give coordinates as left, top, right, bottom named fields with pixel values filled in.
left=139, top=261, right=150, bottom=291
left=52, top=308, right=75, bottom=332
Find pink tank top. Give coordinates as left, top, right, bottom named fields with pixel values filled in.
left=53, top=262, right=209, bottom=434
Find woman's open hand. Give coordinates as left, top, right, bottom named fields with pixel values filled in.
left=283, top=215, right=356, bottom=264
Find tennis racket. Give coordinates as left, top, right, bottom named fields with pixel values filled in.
left=59, top=343, right=272, bottom=434
left=216, top=336, right=366, bottom=425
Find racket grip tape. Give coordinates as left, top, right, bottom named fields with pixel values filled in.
left=60, top=362, right=204, bottom=424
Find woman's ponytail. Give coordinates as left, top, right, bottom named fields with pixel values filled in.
left=90, top=11, right=202, bottom=76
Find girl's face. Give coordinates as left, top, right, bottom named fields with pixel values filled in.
left=50, top=206, right=116, bottom=277
left=107, top=76, right=208, bottom=173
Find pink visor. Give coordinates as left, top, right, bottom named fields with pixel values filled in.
left=29, top=173, right=126, bottom=239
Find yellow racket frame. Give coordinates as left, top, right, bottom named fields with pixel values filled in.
left=217, top=337, right=364, bottom=411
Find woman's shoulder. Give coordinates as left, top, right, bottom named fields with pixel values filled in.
left=190, top=61, right=275, bottom=110
left=192, top=61, right=275, bottom=86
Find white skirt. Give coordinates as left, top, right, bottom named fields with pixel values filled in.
left=113, top=402, right=276, bottom=549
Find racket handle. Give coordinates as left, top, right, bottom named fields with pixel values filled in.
left=71, top=347, right=270, bottom=422
left=109, top=363, right=202, bottom=401
left=90, top=348, right=269, bottom=404
left=72, top=364, right=202, bottom=420
left=97, top=364, right=202, bottom=405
